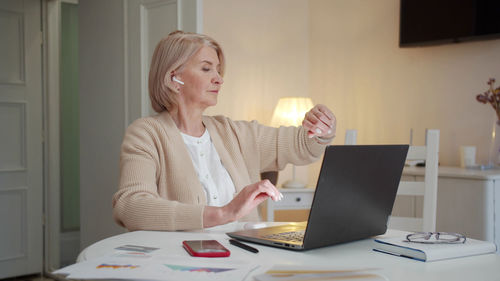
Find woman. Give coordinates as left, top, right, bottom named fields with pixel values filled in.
left=112, top=31, right=336, bottom=231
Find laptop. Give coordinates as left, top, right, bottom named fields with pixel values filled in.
left=227, top=144, right=409, bottom=251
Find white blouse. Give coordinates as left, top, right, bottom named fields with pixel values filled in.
left=181, top=129, right=236, bottom=207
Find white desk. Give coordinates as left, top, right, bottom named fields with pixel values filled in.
left=73, top=222, right=500, bottom=281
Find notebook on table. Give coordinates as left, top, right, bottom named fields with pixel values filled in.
left=227, top=145, right=409, bottom=251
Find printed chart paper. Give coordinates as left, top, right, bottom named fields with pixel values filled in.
left=54, top=254, right=258, bottom=281
left=254, top=265, right=387, bottom=281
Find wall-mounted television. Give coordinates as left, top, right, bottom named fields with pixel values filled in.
left=400, top=0, right=500, bottom=47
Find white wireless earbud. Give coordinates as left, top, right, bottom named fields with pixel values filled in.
left=172, top=76, right=185, bottom=85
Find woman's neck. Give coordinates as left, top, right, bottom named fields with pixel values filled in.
left=169, top=106, right=205, bottom=137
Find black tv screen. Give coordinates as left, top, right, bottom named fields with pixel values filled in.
left=400, top=0, right=500, bottom=47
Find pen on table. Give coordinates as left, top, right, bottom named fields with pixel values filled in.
left=229, top=239, right=259, bottom=253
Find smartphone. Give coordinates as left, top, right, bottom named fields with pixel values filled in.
left=182, top=240, right=230, bottom=257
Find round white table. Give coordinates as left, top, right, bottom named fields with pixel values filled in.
left=74, top=222, right=500, bottom=281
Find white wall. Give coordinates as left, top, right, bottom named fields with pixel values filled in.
left=203, top=0, right=311, bottom=186
left=309, top=0, right=500, bottom=168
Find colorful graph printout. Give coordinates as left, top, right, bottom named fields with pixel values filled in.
left=96, top=264, right=140, bottom=270
left=164, top=264, right=234, bottom=273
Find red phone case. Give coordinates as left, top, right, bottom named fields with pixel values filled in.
left=182, top=240, right=230, bottom=257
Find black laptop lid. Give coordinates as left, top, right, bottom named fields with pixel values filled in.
left=302, top=145, right=409, bottom=250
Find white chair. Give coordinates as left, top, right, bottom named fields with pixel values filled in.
left=344, top=129, right=358, bottom=145
left=390, top=129, right=439, bottom=232
left=344, top=129, right=440, bottom=232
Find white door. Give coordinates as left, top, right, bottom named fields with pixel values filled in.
left=126, top=0, right=180, bottom=122
left=0, top=0, right=43, bottom=278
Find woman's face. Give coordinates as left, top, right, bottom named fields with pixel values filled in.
left=176, top=45, right=223, bottom=110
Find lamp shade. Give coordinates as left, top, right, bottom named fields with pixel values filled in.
left=270, top=97, right=314, bottom=127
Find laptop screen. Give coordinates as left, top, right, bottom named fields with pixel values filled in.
left=303, top=145, right=409, bottom=249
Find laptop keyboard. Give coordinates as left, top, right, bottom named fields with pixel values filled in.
left=264, top=230, right=305, bottom=243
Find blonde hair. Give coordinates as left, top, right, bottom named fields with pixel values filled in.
left=148, top=30, right=226, bottom=112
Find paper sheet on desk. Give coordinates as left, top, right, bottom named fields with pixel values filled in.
left=54, top=254, right=259, bottom=281
left=254, top=265, right=387, bottom=281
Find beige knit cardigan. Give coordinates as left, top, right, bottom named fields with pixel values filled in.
left=112, top=111, right=329, bottom=231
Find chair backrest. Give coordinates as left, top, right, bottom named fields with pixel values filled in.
left=390, top=129, right=439, bottom=232
left=343, top=129, right=440, bottom=232
left=345, top=129, right=357, bottom=145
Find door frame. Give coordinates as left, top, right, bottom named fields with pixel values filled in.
left=42, top=0, right=62, bottom=272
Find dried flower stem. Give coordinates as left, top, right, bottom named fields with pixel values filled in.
left=476, top=78, right=500, bottom=124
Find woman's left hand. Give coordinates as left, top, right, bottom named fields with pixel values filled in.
left=302, top=104, right=336, bottom=139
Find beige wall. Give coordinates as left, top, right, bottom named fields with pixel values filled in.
left=309, top=0, right=500, bottom=167
left=203, top=0, right=309, bottom=124
left=203, top=0, right=311, bottom=186
left=204, top=0, right=500, bottom=186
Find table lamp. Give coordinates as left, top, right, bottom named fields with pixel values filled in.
left=270, top=97, right=314, bottom=188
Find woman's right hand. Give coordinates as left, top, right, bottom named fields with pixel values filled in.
left=203, top=180, right=283, bottom=227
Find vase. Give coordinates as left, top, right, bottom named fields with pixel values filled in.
left=489, top=120, right=500, bottom=167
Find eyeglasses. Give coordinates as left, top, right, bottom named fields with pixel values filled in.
left=405, top=232, right=466, bottom=244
